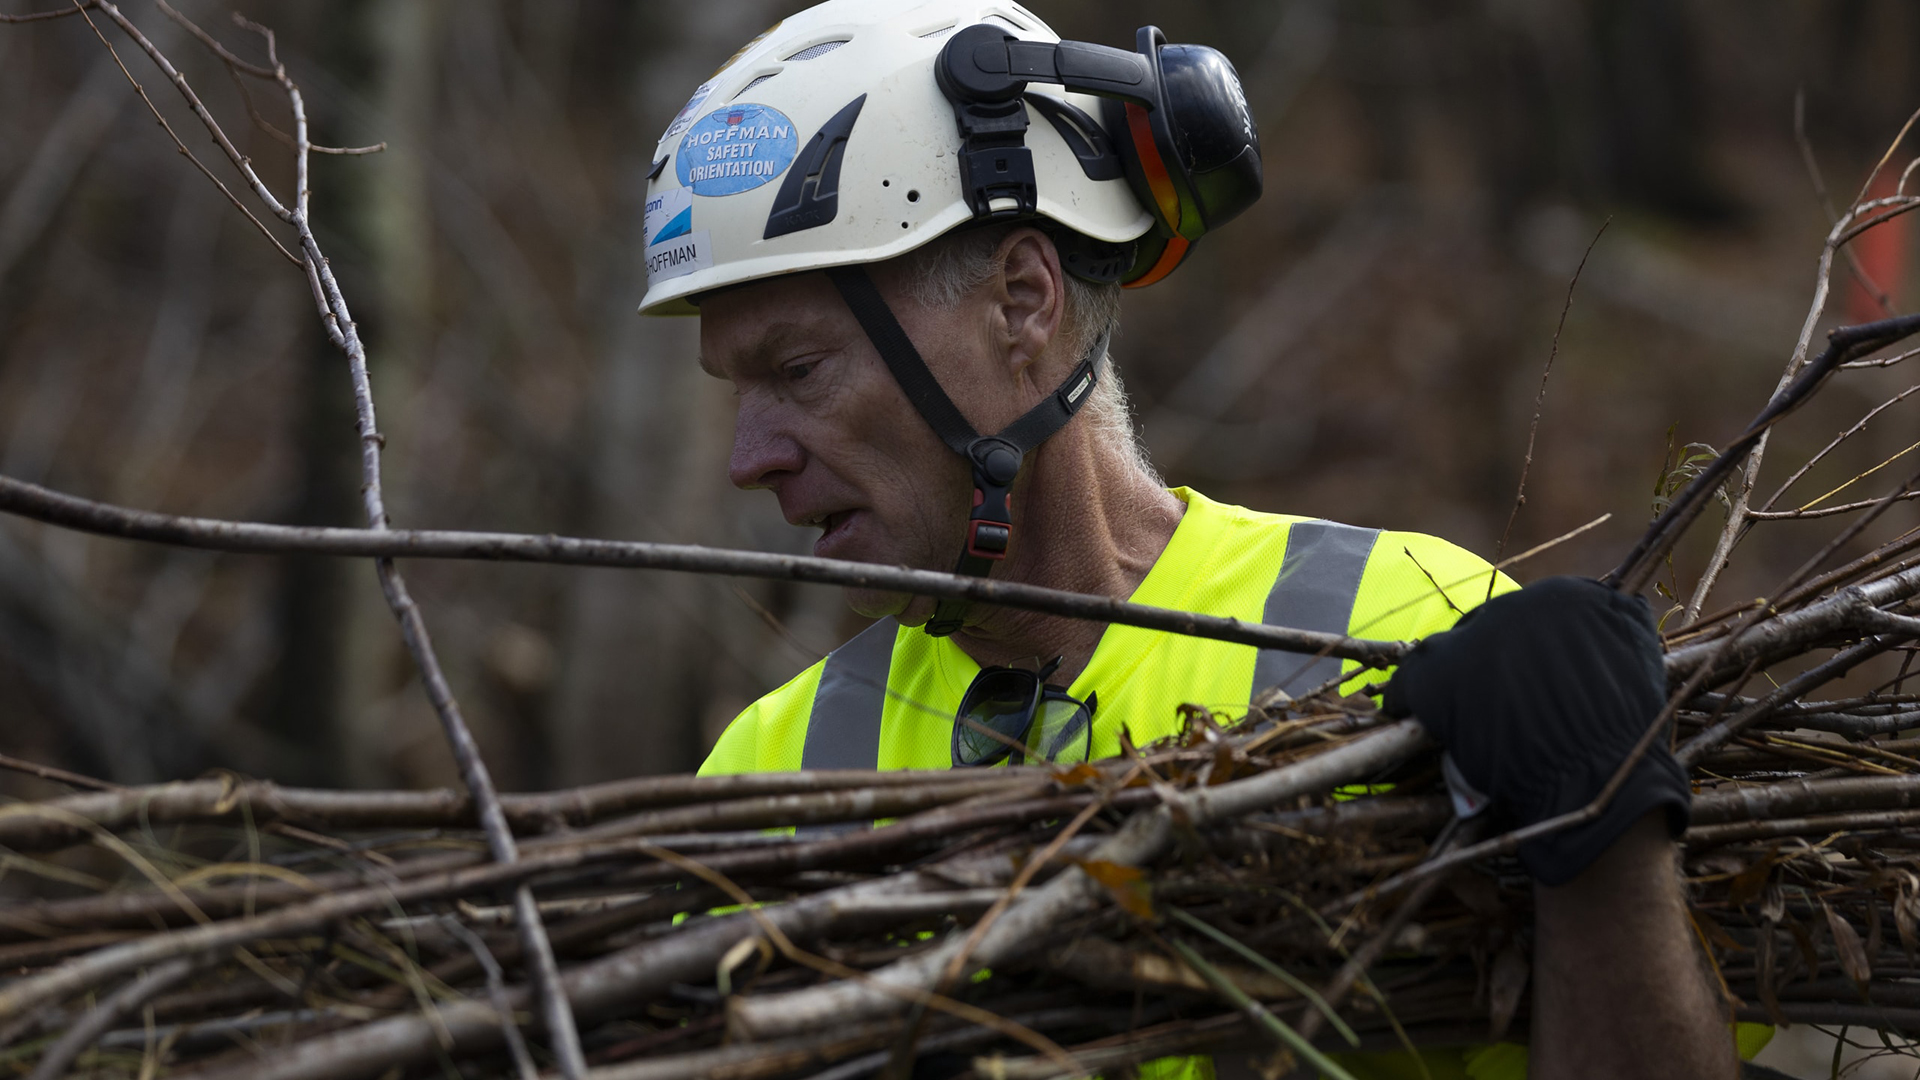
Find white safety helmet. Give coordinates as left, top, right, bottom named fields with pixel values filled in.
left=637, top=0, right=1262, bottom=315
left=649, top=0, right=1262, bottom=636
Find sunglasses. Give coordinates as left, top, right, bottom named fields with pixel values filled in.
left=952, top=656, right=1097, bottom=768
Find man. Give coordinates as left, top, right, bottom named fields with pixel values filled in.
left=640, top=2, right=1744, bottom=1075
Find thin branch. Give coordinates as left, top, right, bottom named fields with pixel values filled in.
left=1665, top=472, right=1920, bottom=688
left=25, top=955, right=202, bottom=1080
left=722, top=722, right=1431, bottom=1042
left=0, top=751, right=126, bottom=793
left=1840, top=344, right=1920, bottom=369
left=0, top=1, right=90, bottom=21
left=1837, top=196, right=1920, bottom=248
left=151, top=0, right=271, bottom=78
left=1796, top=88, right=1896, bottom=317
left=1678, top=637, right=1898, bottom=766
left=1679, top=195, right=1920, bottom=619
left=1607, top=312, right=1920, bottom=596
left=72, top=5, right=586, bottom=1071
left=219, top=47, right=382, bottom=156
left=1847, top=103, right=1920, bottom=212
left=0, top=472, right=1408, bottom=666
left=1490, top=216, right=1609, bottom=596
left=1751, top=490, right=1920, bottom=518
left=1791, top=438, right=1920, bottom=513
left=439, top=918, right=537, bottom=1080
left=66, top=0, right=298, bottom=264
left=884, top=763, right=1145, bottom=1073
left=1336, top=503, right=1920, bottom=911
left=642, top=842, right=1087, bottom=1076
left=1298, top=817, right=1483, bottom=1042
left=1756, top=382, right=1920, bottom=514
left=84, top=1, right=291, bottom=221
left=0, top=771, right=1035, bottom=853
left=306, top=140, right=386, bottom=156
left=1747, top=491, right=1920, bottom=521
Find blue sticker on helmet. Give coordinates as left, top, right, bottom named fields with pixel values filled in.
left=651, top=206, right=692, bottom=244
left=676, top=104, right=797, bottom=197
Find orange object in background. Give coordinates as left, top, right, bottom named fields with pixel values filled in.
left=1846, top=171, right=1908, bottom=323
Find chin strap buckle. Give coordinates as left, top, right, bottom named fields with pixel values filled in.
left=963, top=437, right=1020, bottom=561
left=967, top=519, right=1011, bottom=559
left=926, top=437, right=1023, bottom=637
left=825, top=266, right=1112, bottom=640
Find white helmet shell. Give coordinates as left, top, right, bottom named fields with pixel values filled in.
left=636, top=0, right=1155, bottom=315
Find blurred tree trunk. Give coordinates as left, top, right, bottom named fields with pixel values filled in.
left=548, top=3, right=792, bottom=783
left=266, top=322, right=356, bottom=786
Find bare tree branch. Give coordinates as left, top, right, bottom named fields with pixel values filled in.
left=1491, top=216, right=1609, bottom=591
left=1604, top=311, right=1920, bottom=595
left=0, top=472, right=1408, bottom=666
left=52, top=5, right=590, bottom=1071
left=0, top=1, right=91, bottom=23
left=1682, top=193, right=1920, bottom=618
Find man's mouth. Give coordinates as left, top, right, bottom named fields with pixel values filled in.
left=803, top=509, right=858, bottom=556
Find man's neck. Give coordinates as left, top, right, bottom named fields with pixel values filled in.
left=950, top=428, right=1184, bottom=684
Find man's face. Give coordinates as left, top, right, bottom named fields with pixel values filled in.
left=699, top=269, right=992, bottom=621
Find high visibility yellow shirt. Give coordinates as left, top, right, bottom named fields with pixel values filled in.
left=700, top=488, right=1539, bottom=1079
left=701, top=488, right=1513, bottom=775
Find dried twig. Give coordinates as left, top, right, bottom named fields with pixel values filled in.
left=0, top=472, right=1407, bottom=666
left=1683, top=187, right=1920, bottom=618
left=29, top=5, right=590, bottom=1071
left=23, top=955, right=202, bottom=1080
left=1489, top=216, right=1609, bottom=595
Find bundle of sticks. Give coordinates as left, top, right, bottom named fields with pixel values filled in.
left=4, top=675, right=1920, bottom=1080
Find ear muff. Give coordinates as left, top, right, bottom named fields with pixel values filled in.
left=935, top=23, right=1261, bottom=287
left=1100, top=28, right=1261, bottom=287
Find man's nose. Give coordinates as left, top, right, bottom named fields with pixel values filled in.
left=728, top=404, right=805, bottom=490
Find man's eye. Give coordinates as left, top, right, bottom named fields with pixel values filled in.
left=784, top=358, right=817, bottom=381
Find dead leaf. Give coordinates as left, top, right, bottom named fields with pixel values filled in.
left=1728, top=857, right=1773, bottom=908
left=1786, top=914, right=1820, bottom=987
left=1760, top=882, right=1786, bottom=925
left=1209, top=740, right=1238, bottom=786
left=1756, top=926, right=1787, bottom=1028
left=1898, top=886, right=1920, bottom=964
left=1176, top=703, right=1220, bottom=748
left=716, top=934, right=772, bottom=997
left=210, top=772, right=244, bottom=815
left=1446, top=871, right=1504, bottom=920
left=1487, top=938, right=1529, bottom=1042
left=1255, top=1048, right=1298, bottom=1080
left=1076, top=859, right=1154, bottom=920
left=1051, top=763, right=1103, bottom=787
left=1692, top=909, right=1746, bottom=954
left=1824, top=901, right=1872, bottom=990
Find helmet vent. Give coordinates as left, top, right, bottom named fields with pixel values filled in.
left=764, top=95, right=868, bottom=240
left=916, top=21, right=958, bottom=38
left=735, top=72, right=778, bottom=96
left=784, top=40, right=847, bottom=62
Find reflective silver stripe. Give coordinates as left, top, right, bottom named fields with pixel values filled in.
left=801, top=618, right=898, bottom=771
left=1251, top=521, right=1381, bottom=704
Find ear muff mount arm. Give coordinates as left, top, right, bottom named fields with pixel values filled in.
left=937, top=26, right=1157, bottom=107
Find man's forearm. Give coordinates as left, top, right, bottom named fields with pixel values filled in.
left=1529, top=812, right=1735, bottom=1079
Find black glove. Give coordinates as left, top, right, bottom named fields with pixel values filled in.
left=1382, top=576, right=1690, bottom=886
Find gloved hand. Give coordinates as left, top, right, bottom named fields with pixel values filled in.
left=1382, top=576, right=1691, bottom=886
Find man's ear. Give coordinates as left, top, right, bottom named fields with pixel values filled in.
left=991, top=228, right=1066, bottom=380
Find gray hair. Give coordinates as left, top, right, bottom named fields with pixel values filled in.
left=898, top=226, right=1158, bottom=483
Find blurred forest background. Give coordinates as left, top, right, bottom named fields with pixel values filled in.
left=2, top=0, right=1919, bottom=802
